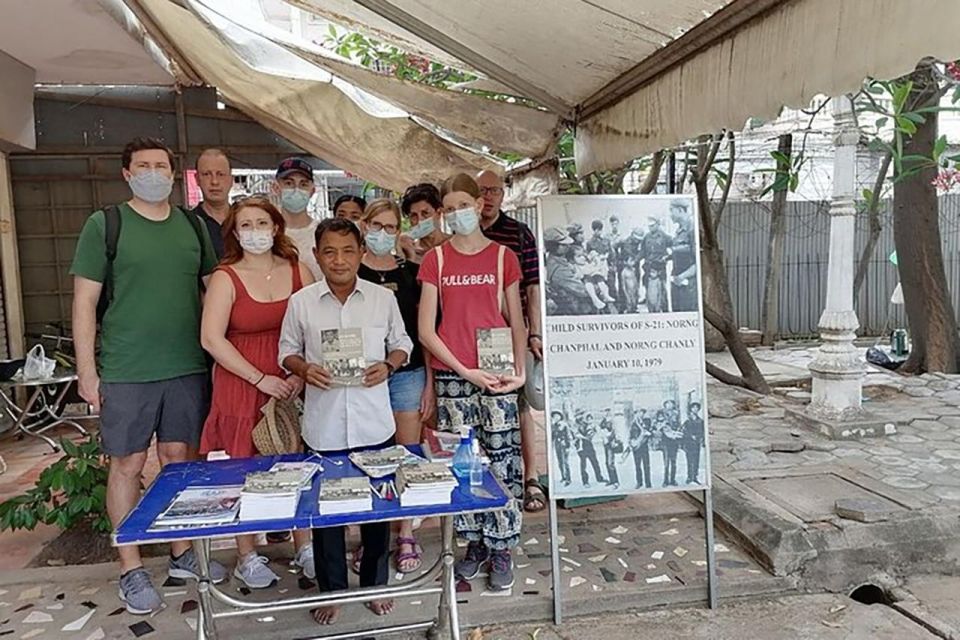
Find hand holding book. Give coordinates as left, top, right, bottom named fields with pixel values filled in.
left=302, top=363, right=334, bottom=390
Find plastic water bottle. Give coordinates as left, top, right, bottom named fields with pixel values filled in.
left=451, top=427, right=473, bottom=481
left=469, top=439, right=484, bottom=487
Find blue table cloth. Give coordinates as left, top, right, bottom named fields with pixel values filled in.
left=114, top=447, right=511, bottom=546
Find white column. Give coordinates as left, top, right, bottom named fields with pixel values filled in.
left=808, top=95, right=864, bottom=420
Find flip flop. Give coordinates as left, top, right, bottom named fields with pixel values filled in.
left=350, top=546, right=363, bottom=575
left=523, top=479, right=547, bottom=513
left=394, top=536, right=423, bottom=574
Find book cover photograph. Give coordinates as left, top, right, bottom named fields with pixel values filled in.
left=476, top=327, right=515, bottom=376
left=151, top=486, right=242, bottom=529
left=321, top=328, right=366, bottom=386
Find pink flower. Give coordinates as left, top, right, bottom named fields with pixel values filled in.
left=947, top=61, right=960, bottom=82
left=933, top=168, right=960, bottom=192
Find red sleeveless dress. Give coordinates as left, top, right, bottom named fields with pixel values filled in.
left=200, top=262, right=303, bottom=458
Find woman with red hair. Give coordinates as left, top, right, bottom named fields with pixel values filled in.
left=199, top=196, right=315, bottom=589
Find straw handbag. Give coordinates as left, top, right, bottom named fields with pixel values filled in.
left=251, top=397, right=304, bottom=455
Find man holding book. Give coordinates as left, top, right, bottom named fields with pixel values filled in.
left=279, top=217, right=412, bottom=625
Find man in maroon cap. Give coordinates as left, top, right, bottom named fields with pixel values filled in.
left=273, top=157, right=322, bottom=280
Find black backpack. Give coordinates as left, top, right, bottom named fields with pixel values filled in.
left=95, top=205, right=207, bottom=323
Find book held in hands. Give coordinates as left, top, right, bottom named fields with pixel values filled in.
left=396, top=462, right=458, bottom=507
left=150, top=486, right=242, bottom=530
left=239, top=461, right=320, bottom=522
left=321, top=328, right=366, bottom=386
left=318, top=476, right=372, bottom=515
left=477, top=327, right=514, bottom=376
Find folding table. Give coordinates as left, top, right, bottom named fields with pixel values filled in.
left=114, top=450, right=511, bottom=640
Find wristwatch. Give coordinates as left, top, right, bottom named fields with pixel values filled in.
left=384, top=361, right=397, bottom=376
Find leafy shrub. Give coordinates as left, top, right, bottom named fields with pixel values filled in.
left=0, top=437, right=110, bottom=533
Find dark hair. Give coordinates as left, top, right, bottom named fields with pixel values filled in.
left=314, top=216, right=363, bottom=248
left=401, top=183, right=442, bottom=216
left=122, top=137, right=176, bottom=170
left=333, top=195, right=367, bottom=215
left=221, top=196, right=299, bottom=266
left=440, top=173, right=481, bottom=199
left=592, top=220, right=603, bottom=231
left=195, top=148, right=230, bottom=172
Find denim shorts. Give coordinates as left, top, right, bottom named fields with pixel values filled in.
left=388, top=366, right=426, bottom=413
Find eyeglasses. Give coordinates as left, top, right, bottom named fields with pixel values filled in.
left=479, top=187, right=503, bottom=196
left=367, top=221, right=399, bottom=234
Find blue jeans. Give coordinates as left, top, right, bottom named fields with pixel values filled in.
left=388, top=366, right=426, bottom=413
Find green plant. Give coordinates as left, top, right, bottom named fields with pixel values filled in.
left=0, top=437, right=110, bottom=533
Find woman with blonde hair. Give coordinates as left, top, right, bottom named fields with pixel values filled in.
left=356, top=197, right=431, bottom=574
left=417, top=174, right=526, bottom=592
left=200, top=196, right=315, bottom=589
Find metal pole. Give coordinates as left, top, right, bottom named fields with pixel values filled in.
left=192, top=538, right=219, bottom=640
left=702, top=488, right=718, bottom=609
left=667, top=151, right=677, bottom=194
left=548, top=497, right=563, bottom=625
left=429, top=515, right=459, bottom=640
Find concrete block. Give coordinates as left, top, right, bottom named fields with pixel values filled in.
left=834, top=498, right=895, bottom=523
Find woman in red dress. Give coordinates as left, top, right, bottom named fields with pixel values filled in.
left=200, top=196, right=315, bottom=590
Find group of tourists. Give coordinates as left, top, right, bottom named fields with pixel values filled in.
left=542, top=200, right=698, bottom=316
left=70, top=138, right=548, bottom=624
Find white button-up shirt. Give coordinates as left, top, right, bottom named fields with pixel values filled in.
left=278, top=278, right=413, bottom=451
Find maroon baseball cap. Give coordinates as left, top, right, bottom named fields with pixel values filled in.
left=276, top=157, right=314, bottom=180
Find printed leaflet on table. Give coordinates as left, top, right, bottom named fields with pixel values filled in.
left=396, top=462, right=457, bottom=507
left=318, top=476, right=372, bottom=515
left=150, top=486, right=242, bottom=530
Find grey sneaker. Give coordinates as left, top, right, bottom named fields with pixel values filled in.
left=118, top=567, right=163, bottom=615
left=168, top=549, right=228, bottom=584
left=488, top=550, right=514, bottom=591
left=454, top=541, right=489, bottom=581
left=294, top=544, right=316, bottom=580
left=234, top=554, right=279, bottom=590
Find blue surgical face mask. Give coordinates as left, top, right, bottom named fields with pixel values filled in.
left=128, top=169, right=173, bottom=203
left=405, top=216, right=435, bottom=240
left=365, top=229, right=396, bottom=256
left=447, top=207, right=480, bottom=235
left=280, top=188, right=311, bottom=214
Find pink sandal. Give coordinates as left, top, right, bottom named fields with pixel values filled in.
left=394, top=537, right=423, bottom=574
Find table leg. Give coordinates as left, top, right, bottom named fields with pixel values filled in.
left=15, top=388, right=60, bottom=451
left=192, top=538, right=219, bottom=640
left=428, top=516, right=460, bottom=640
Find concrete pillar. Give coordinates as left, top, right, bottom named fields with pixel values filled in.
left=807, top=95, right=864, bottom=421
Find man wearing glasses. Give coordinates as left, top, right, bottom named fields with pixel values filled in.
left=476, top=171, right=546, bottom=515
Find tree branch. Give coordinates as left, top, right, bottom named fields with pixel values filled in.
left=713, top=132, right=736, bottom=234
left=853, top=150, right=893, bottom=296
left=639, top=151, right=665, bottom=194
left=705, top=361, right=749, bottom=388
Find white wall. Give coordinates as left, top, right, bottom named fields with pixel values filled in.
left=0, top=51, right=35, bottom=151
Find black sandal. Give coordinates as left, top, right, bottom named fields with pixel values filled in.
left=523, top=479, right=547, bottom=513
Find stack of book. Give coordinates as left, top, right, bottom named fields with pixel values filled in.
left=349, top=445, right=425, bottom=478
left=150, top=486, right=242, bottom=530
left=318, top=476, right=372, bottom=515
left=239, top=461, right=320, bottom=522
left=396, top=462, right=458, bottom=507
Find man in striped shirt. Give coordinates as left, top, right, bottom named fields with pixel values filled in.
left=477, top=170, right=546, bottom=513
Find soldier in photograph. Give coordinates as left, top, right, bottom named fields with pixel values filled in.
left=574, top=412, right=605, bottom=487
left=682, top=401, right=705, bottom=485
left=627, top=408, right=653, bottom=489
left=599, top=408, right=621, bottom=489
left=551, top=409, right=573, bottom=486
left=660, top=400, right=683, bottom=487
left=669, top=200, right=698, bottom=312
left=640, top=217, right=673, bottom=313
left=544, top=227, right=593, bottom=315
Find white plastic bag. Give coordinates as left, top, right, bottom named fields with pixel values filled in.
left=22, top=344, right=56, bottom=380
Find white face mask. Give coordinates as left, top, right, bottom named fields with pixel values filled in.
left=238, top=229, right=274, bottom=255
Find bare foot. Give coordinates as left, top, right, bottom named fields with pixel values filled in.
left=366, top=599, right=395, bottom=616
left=311, top=605, right=341, bottom=625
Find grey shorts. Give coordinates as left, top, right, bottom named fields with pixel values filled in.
left=100, top=373, right=210, bottom=457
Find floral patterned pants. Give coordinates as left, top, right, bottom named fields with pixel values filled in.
left=434, top=371, right=522, bottom=550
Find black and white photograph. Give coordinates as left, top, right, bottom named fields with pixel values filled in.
left=542, top=196, right=699, bottom=317
left=548, top=372, right=707, bottom=497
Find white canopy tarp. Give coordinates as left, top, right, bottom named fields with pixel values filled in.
left=133, top=0, right=506, bottom=192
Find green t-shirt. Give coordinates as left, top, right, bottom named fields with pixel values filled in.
left=69, top=203, right=217, bottom=383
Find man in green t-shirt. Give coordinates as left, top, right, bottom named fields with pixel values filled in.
left=70, top=137, right=225, bottom=615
